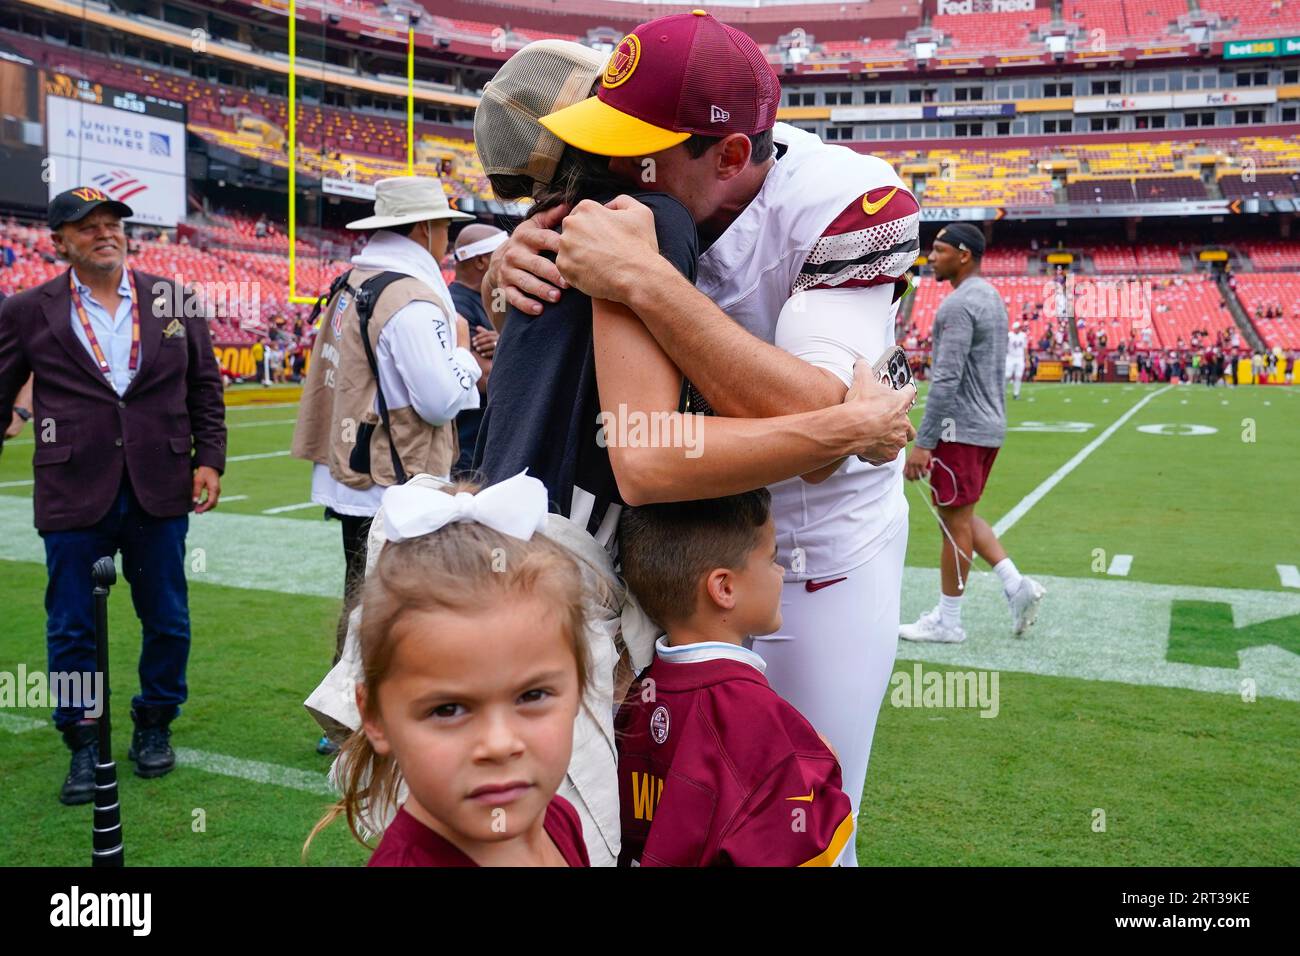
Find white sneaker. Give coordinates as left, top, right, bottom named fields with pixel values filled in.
left=900, top=607, right=967, bottom=644
left=1008, top=576, right=1046, bottom=636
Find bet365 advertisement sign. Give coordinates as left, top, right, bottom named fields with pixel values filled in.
left=1224, top=36, right=1300, bottom=59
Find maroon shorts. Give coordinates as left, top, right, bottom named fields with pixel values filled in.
left=929, top=441, right=999, bottom=508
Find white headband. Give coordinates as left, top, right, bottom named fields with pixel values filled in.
left=454, top=232, right=508, bottom=262
left=380, top=470, right=548, bottom=543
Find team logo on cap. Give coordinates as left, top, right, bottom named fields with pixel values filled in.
left=650, top=706, right=670, bottom=744
left=603, top=34, right=641, bottom=89
left=70, top=187, right=109, bottom=202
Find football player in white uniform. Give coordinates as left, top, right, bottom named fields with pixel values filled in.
left=495, top=12, right=921, bottom=865
left=1006, top=321, right=1028, bottom=399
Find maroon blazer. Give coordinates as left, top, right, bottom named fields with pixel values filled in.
left=0, top=267, right=226, bottom=532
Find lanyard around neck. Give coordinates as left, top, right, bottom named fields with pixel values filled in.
left=69, top=270, right=140, bottom=382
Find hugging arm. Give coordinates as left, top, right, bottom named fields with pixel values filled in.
left=591, top=298, right=877, bottom=506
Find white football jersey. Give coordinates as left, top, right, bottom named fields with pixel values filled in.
left=697, top=124, right=921, bottom=579
left=1007, top=330, right=1027, bottom=360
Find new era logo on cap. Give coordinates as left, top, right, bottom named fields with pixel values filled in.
left=539, top=10, right=780, bottom=158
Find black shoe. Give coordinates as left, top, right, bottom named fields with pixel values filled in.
left=128, top=707, right=176, bottom=779
left=59, top=723, right=99, bottom=806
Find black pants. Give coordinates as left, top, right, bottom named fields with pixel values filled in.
left=329, top=510, right=372, bottom=666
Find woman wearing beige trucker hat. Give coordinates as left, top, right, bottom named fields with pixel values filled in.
left=468, top=39, right=912, bottom=866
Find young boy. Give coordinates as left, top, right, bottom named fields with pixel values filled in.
left=615, top=490, right=855, bottom=867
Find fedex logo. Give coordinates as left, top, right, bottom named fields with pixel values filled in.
left=937, top=0, right=1036, bottom=14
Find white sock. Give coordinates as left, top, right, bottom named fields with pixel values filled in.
left=1013, top=378, right=1021, bottom=398
left=994, top=557, right=1023, bottom=596
left=939, top=593, right=963, bottom=629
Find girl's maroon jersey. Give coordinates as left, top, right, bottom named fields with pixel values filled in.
left=615, top=639, right=854, bottom=867
left=368, top=796, right=590, bottom=867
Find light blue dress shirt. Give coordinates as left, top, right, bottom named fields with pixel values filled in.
left=69, top=268, right=136, bottom=396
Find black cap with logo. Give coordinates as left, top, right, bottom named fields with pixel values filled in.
left=935, top=222, right=987, bottom=257
left=48, top=186, right=134, bottom=230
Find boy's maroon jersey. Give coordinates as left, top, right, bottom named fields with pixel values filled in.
left=615, top=639, right=854, bottom=867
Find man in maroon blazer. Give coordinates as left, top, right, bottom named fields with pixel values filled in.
left=0, top=187, right=226, bottom=804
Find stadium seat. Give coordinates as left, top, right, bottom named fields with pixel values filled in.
left=1231, top=273, right=1300, bottom=348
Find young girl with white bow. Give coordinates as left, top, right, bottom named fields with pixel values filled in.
left=306, top=473, right=592, bottom=866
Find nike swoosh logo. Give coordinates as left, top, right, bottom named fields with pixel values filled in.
left=861, top=187, right=899, bottom=217
left=804, top=576, right=848, bottom=593
left=786, top=789, right=815, bottom=803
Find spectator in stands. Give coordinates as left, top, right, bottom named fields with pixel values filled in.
left=446, top=224, right=506, bottom=477
left=1069, top=345, right=1084, bottom=384
left=254, top=214, right=268, bottom=239
left=0, top=186, right=225, bottom=803
left=291, top=175, right=481, bottom=756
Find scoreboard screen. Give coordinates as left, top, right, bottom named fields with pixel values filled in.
left=45, top=73, right=188, bottom=227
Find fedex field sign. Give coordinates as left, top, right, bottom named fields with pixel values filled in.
left=936, top=0, right=1036, bottom=14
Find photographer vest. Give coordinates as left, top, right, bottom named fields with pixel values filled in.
left=292, top=268, right=458, bottom=489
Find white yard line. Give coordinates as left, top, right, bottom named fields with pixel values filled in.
left=0, top=496, right=343, bottom=597
left=227, top=450, right=291, bottom=462
left=1107, top=554, right=1134, bottom=577
left=172, top=747, right=333, bottom=796
left=0, top=479, right=34, bottom=488
left=220, top=495, right=249, bottom=503
left=0, top=713, right=45, bottom=734
left=262, top=501, right=319, bottom=514
left=0, top=715, right=332, bottom=795
left=3, top=418, right=294, bottom=448
left=225, top=402, right=299, bottom=412
left=228, top=418, right=297, bottom=429
left=992, top=384, right=1173, bottom=537
left=1278, top=564, right=1300, bottom=589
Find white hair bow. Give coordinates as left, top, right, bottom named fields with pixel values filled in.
left=380, top=471, right=549, bottom=543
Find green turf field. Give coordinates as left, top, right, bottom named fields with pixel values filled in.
left=1, top=381, right=1297, bottom=865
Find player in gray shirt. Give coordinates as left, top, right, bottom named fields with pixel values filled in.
left=900, top=223, right=1045, bottom=643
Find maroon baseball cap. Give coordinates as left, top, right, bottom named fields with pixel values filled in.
left=539, top=10, right=780, bottom=157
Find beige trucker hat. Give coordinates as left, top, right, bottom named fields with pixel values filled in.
left=474, top=39, right=606, bottom=199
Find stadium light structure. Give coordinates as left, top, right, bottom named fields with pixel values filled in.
left=286, top=0, right=418, bottom=305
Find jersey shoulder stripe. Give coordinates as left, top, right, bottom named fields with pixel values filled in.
left=797, top=185, right=921, bottom=294
left=798, top=810, right=855, bottom=867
